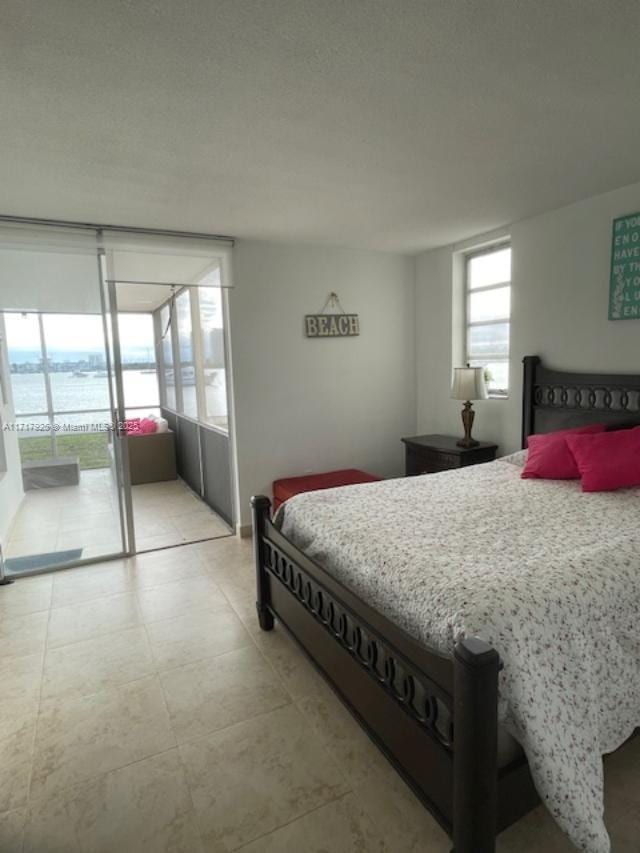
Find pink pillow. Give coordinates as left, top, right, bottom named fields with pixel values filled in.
left=139, top=417, right=158, bottom=434
left=566, top=427, right=640, bottom=492
left=521, top=424, right=606, bottom=480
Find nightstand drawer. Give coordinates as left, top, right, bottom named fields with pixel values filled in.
left=402, top=434, right=498, bottom=477
left=406, top=448, right=461, bottom=475
left=459, top=447, right=497, bottom=467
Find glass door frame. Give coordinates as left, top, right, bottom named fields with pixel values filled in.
left=0, top=258, right=133, bottom=579
left=98, top=250, right=136, bottom=557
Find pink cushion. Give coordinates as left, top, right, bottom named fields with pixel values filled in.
left=521, top=424, right=606, bottom=480
left=566, top=427, right=640, bottom=492
left=139, top=417, right=158, bottom=434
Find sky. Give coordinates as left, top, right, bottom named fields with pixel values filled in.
left=4, top=312, right=101, bottom=352
left=3, top=285, right=223, bottom=362
left=4, top=312, right=151, bottom=360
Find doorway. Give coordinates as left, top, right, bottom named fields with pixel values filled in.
left=0, top=223, right=236, bottom=579
left=112, top=281, right=233, bottom=553
left=1, top=308, right=126, bottom=571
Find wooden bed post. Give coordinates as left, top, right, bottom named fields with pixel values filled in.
left=251, top=495, right=274, bottom=631
left=452, top=637, right=500, bottom=853
left=521, top=355, right=541, bottom=449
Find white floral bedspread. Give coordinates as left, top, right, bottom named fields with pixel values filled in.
left=276, top=458, right=640, bottom=852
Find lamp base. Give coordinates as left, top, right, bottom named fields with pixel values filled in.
left=457, top=400, right=479, bottom=448
left=456, top=437, right=479, bottom=449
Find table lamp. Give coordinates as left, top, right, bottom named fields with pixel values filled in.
left=451, top=366, right=488, bottom=448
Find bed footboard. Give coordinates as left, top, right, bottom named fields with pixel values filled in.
left=251, top=495, right=534, bottom=852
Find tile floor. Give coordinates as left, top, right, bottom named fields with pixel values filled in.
left=5, top=468, right=230, bottom=564
left=0, top=536, right=638, bottom=852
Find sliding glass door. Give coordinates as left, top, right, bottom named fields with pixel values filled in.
left=0, top=222, right=235, bottom=576
left=0, top=228, right=130, bottom=575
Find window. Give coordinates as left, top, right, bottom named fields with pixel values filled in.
left=198, top=286, right=228, bottom=431
left=42, top=314, right=110, bottom=414
left=3, top=310, right=113, bottom=467
left=4, top=313, right=48, bottom=415
left=116, top=313, right=160, bottom=416
left=160, top=304, right=176, bottom=410
left=175, top=290, right=198, bottom=418
left=465, top=244, right=511, bottom=397
left=155, top=285, right=229, bottom=432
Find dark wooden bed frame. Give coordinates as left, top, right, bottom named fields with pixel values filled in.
left=251, top=355, right=640, bottom=852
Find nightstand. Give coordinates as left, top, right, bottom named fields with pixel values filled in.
left=401, top=434, right=498, bottom=476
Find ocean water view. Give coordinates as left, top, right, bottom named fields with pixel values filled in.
left=11, top=370, right=162, bottom=430
left=4, top=302, right=229, bottom=440
left=8, top=368, right=228, bottom=433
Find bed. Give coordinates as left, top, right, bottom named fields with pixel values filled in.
left=251, top=356, right=640, bottom=853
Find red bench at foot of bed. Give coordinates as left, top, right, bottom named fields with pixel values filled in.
left=273, top=468, right=382, bottom=512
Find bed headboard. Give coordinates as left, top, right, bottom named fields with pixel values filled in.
left=522, top=355, right=640, bottom=448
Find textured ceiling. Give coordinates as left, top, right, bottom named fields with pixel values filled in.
left=2, top=1, right=640, bottom=253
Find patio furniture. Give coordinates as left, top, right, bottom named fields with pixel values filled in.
left=125, top=429, right=177, bottom=485
left=22, top=456, right=80, bottom=490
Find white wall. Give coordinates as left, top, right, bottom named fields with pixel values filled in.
left=230, top=240, right=416, bottom=527
left=0, top=315, right=24, bottom=545
left=416, top=180, right=640, bottom=454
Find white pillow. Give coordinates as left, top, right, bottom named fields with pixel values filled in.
left=154, top=416, right=169, bottom=434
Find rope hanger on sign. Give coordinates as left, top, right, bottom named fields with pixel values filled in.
left=317, top=292, right=346, bottom=315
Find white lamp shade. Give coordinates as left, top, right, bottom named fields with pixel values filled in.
left=451, top=366, right=488, bottom=401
